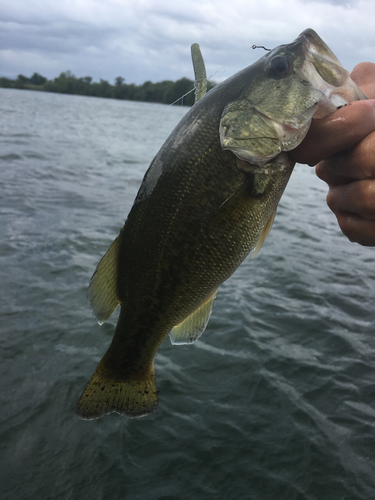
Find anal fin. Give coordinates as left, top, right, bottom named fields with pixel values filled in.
left=169, top=290, right=218, bottom=345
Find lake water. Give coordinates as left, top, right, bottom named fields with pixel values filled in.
left=1, top=88, right=375, bottom=500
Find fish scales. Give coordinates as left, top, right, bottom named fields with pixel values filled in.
left=76, top=29, right=366, bottom=419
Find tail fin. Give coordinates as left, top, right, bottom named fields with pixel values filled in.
left=75, top=361, right=158, bottom=420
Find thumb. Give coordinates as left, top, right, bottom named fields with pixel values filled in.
left=351, top=62, right=375, bottom=99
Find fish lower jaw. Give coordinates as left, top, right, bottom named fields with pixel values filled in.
left=233, top=152, right=294, bottom=172
left=228, top=146, right=280, bottom=166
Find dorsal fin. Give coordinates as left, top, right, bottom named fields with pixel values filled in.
left=191, top=43, right=207, bottom=103
left=169, top=290, right=218, bottom=345
left=252, top=208, right=277, bottom=258
left=87, top=235, right=121, bottom=325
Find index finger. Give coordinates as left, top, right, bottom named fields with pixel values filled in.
left=289, top=100, right=375, bottom=166
left=316, top=130, right=375, bottom=186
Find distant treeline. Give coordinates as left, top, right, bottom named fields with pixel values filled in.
left=0, top=71, right=216, bottom=106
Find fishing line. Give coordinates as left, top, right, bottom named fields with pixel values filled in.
left=168, top=87, right=195, bottom=107
left=206, top=44, right=270, bottom=81
left=169, top=44, right=271, bottom=107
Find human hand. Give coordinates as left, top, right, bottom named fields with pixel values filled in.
left=290, top=63, right=375, bottom=246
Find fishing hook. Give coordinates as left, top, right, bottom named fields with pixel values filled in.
left=251, top=45, right=271, bottom=52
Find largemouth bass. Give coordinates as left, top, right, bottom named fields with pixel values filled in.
left=76, top=29, right=365, bottom=420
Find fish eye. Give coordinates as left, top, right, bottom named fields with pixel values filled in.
left=267, top=55, right=291, bottom=79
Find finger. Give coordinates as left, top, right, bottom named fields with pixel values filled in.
left=327, top=180, right=375, bottom=220
left=327, top=178, right=375, bottom=246
left=332, top=212, right=375, bottom=246
left=351, top=62, right=375, bottom=99
left=290, top=100, right=375, bottom=166
left=316, top=130, right=375, bottom=185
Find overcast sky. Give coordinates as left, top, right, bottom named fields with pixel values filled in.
left=1, top=0, right=374, bottom=85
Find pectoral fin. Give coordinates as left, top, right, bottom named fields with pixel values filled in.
left=210, top=176, right=266, bottom=233
left=169, top=290, right=218, bottom=345
left=87, top=235, right=121, bottom=325
left=252, top=208, right=277, bottom=258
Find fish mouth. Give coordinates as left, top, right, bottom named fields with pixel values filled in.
left=298, top=28, right=367, bottom=118
left=220, top=29, right=366, bottom=168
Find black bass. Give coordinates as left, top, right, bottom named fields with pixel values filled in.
left=76, top=29, right=365, bottom=420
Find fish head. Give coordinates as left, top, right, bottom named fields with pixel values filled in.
left=220, top=28, right=366, bottom=165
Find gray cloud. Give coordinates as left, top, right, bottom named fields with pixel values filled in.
left=1, top=0, right=374, bottom=84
